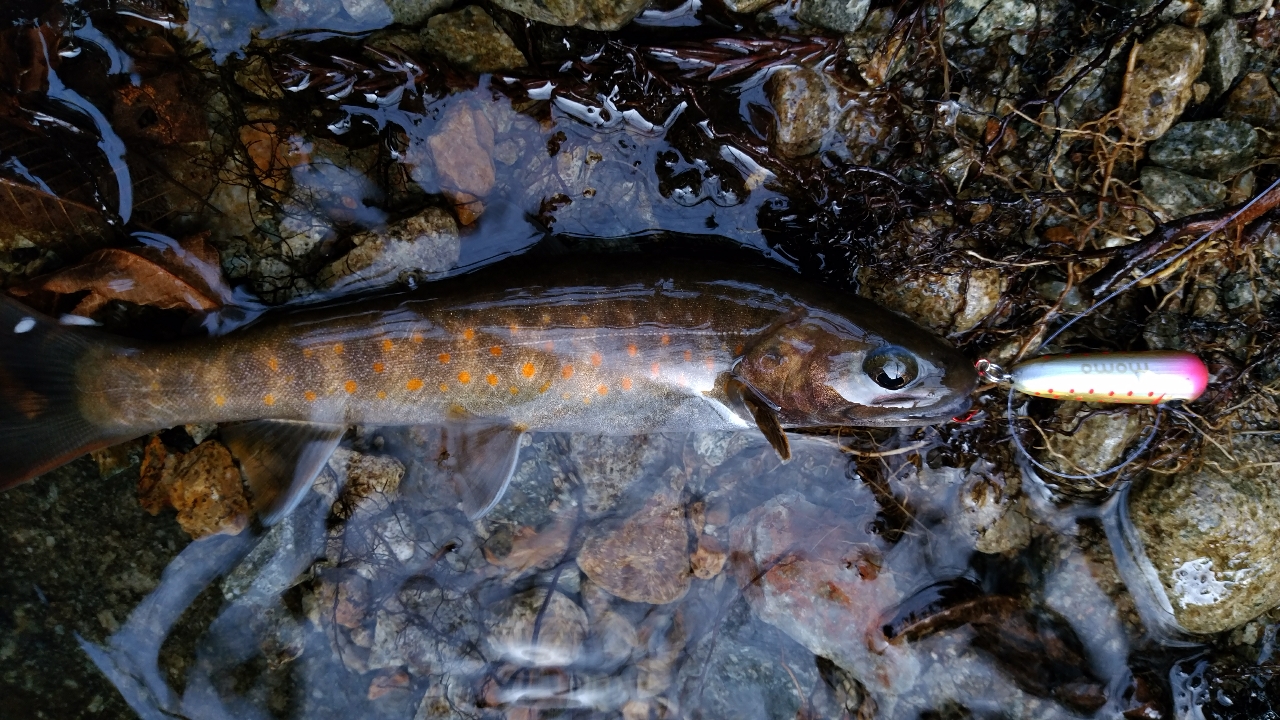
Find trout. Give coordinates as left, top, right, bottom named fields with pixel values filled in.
left=0, top=257, right=976, bottom=519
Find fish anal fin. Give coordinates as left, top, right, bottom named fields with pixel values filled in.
left=220, top=420, right=346, bottom=525
left=427, top=423, right=526, bottom=519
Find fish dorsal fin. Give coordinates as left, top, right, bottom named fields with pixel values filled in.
left=220, top=420, right=346, bottom=525
left=726, top=376, right=791, bottom=461
left=432, top=423, right=526, bottom=519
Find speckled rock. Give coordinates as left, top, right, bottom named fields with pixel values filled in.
left=423, top=7, right=527, bottom=73
left=387, top=0, right=456, bottom=26
left=368, top=580, right=485, bottom=675
left=1117, top=25, right=1206, bottom=141
left=765, top=67, right=833, bottom=158
left=969, top=0, right=1038, bottom=50
left=488, top=0, right=648, bottom=30
left=341, top=0, right=395, bottom=25
left=1148, top=119, right=1257, bottom=180
left=315, top=207, right=459, bottom=290
left=1204, top=21, right=1243, bottom=98
left=1139, top=166, right=1226, bottom=220
left=1128, top=435, right=1280, bottom=634
left=797, top=0, right=870, bottom=33
left=1225, top=72, right=1280, bottom=128
left=858, top=264, right=1002, bottom=333
left=485, top=588, right=588, bottom=666
left=723, top=0, right=776, bottom=12
left=1038, top=405, right=1141, bottom=481
left=577, top=489, right=692, bottom=604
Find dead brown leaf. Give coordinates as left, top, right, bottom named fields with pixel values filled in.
left=12, top=232, right=235, bottom=316
left=113, top=74, right=208, bottom=147
left=483, top=511, right=576, bottom=572
left=240, top=122, right=309, bottom=193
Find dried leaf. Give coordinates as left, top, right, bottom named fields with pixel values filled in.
left=0, top=176, right=111, bottom=254
left=483, top=512, right=575, bottom=572
left=13, top=233, right=234, bottom=316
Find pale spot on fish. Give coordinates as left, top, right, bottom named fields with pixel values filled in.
left=683, top=350, right=693, bottom=362
left=13, top=317, right=34, bottom=334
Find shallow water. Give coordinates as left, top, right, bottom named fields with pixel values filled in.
left=4, top=1, right=1280, bottom=719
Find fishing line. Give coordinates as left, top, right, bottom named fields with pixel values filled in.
left=995, top=176, right=1280, bottom=481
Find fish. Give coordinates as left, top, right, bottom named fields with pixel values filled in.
left=0, top=256, right=976, bottom=520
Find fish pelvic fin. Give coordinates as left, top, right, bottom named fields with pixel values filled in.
left=0, top=295, right=133, bottom=489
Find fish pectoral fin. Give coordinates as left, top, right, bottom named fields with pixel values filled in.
left=436, top=423, right=526, bottom=520
left=726, top=376, right=791, bottom=462
left=220, top=420, right=346, bottom=526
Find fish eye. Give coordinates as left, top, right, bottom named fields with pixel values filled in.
left=863, top=346, right=919, bottom=390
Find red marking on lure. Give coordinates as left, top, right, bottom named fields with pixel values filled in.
left=1010, top=351, right=1208, bottom=405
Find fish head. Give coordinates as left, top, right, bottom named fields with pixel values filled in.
left=735, top=308, right=976, bottom=427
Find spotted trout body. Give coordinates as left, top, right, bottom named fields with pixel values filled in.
left=1, top=258, right=976, bottom=517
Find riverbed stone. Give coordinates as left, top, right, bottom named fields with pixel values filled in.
left=797, top=0, right=870, bottom=34
left=1128, top=435, right=1280, bottom=634
left=387, top=0, right=455, bottom=26
left=1204, top=21, right=1243, bottom=98
left=485, top=588, right=588, bottom=666
left=1147, top=119, right=1257, bottom=179
left=315, top=207, right=459, bottom=291
left=423, top=6, right=527, bottom=73
left=969, top=0, right=1038, bottom=48
left=1139, top=166, right=1226, bottom=220
left=858, top=264, right=1002, bottom=333
left=1117, top=24, right=1206, bottom=141
left=1224, top=72, right=1280, bottom=128
left=576, top=488, right=692, bottom=604
left=765, top=66, right=833, bottom=158
left=488, top=0, right=648, bottom=30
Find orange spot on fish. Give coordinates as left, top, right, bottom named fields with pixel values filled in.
left=264, top=393, right=275, bottom=406
left=463, top=328, right=475, bottom=340
left=583, top=396, right=591, bottom=404
left=486, top=373, right=499, bottom=386
left=334, top=343, right=344, bottom=355
left=621, top=377, right=632, bottom=390
left=510, top=323, right=519, bottom=334
left=661, top=334, right=670, bottom=345
left=651, top=363, right=660, bottom=377
left=412, top=332, right=424, bottom=343
left=544, top=341, right=555, bottom=351
left=704, top=356, right=715, bottom=370
left=438, top=352, right=451, bottom=364
left=407, top=378, right=425, bottom=391
left=562, top=392, right=572, bottom=399
left=439, top=383, right=448, bottom=392
left=458, top=371, right=472, bottom=384
left=597, top=384, right=608, bottom=395
left=377, top=390, right=387, bottom=400
left=683, top=350, right=693, bottom=362
left=305, top=391, right=317, bottom=402
left=373, top=362, right=385, bottom=374
left=521, top=362, right=536, bottom=378
left=539, top=380, right=552, bottom=393
left=627, top=344, right=637, bottom=357
left=509, top=386, right=518, bottom=395
left=268, top=357, right=279, bottom=372
left=734, top=343, right=744, bottom=355
left=344, top=380, right=357, bottom=394
left=381, top=339, right=393, bottom=352
left=561, top=365, right=574, bottom=379
left=302, top=348, right=313, bottom=358
left=214, top=394, right=226, bottom=407
left=490, top=345, right=503, bottom=356
left=591, top=352, right=602, bottom=367
left=1109, top=391, right=1115, bottom=396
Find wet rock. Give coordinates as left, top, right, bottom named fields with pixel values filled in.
left=137, top=437, right=249, bottom=538
left=387, top=0, right=456, bottom=26
left=488, top=0, right=648, bottom=31
left=955, top=461, right=1031, bottom=554
left=1128, top=434, right=1280, bottom=633
left=485, top=588, right=588, bottom=666
left=723, top=0, right=775, bottom=12
left=796, top=0, right=870, bottom=34
left=368, top=579, right=485, bottom=675
left=1147, top=119, right=1257, bottom=180
left=1224, top=72, right=1280, bottom=128
left=1038, top=405, right=1141, bottom=482
left=324, top=447, right=405, bottom=520
left=1204, top=21, right=1243, bottom=98
left=588, top=609, right=639, bottom=668
left=838, top=94, right=898, bottom=165
left=765, top=66, right=833, bottom=158
left=342, top=0, right=395, bottom=25
left=1117, top=24, right=1206, bottom=141
left=425, top=102, right=496, bottom=222
left=577, top=489, right=692, bottom=604
left=567, top=434, right=669, bottom=516
left=858, top=264, right=1002, bottom=333
left=316, top=207, right=460, bottom=291
left=423, top=7, right=527, bottom=73
left=969, top=0, right=1038, bottom=51
left=1139, top=166, right=1226, bottom=220
left=267, top=0, right=342, bottom=25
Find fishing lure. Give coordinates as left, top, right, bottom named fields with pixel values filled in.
left=1004, top=351, right=1209, bottom=405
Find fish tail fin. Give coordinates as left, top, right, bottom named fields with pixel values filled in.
left=0, top=295, right=126, bottom=489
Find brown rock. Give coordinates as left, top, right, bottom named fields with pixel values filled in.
left=488, top=0, right=647, bottom=31
left=166, top=440, right=250, bottom=538
left=239, top=122, right=310, bottom=192
left=427, top=102, right=496, bottom=222
left=690, top=536, right=727, bottom=579
left=766, top=66, right=833, bottom=158
left=1224, top=72, right=1280, bottom=128
left=485, top=589, right=588, bottom=666
left=1117, top=25, right=1207, bottom=141
left=858, top=264, right=1002, bottom=333
left=423, top=6, right=527, bottom=73
left=577, top=490, right=692, bottom=604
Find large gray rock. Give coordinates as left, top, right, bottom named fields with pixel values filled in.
left=1204, top=21, right=1243, bottom=98
left=1139, top=166, right=1226, bottom=220
left=797, top=0, right=870, bottom=33
left=969, top=0, right=1038, bottom=48
left=489, top=0, right=648, bottom=30
left=1117, top=25, right=1206, bottom=141
left=1148, top=119, right=1257, bottom=179
left=1128, top=435, right=1280, bottom=634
